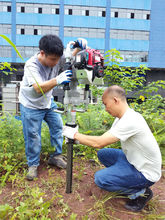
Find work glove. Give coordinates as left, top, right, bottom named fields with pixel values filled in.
left=73, top=38, right=87, bottom=50
left=62, top=125, right=79, bottom=140
left=56, top=70, right=72, bottom=85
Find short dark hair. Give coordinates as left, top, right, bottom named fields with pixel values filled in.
left=103, top=85, right=126, bottom=101
left=39, top=35, right=64, bottom=57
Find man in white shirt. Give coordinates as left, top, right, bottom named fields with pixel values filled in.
left=63, top=85, right=162, bottom=212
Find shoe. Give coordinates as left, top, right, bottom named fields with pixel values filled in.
left=48, top=155, right=67, bottom=169
left=26, top=166, right=38, bottom=181
left=124, top=188, right=153, bottom=212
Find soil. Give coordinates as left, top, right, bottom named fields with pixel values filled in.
left=0, top=157, right=165, bottom=220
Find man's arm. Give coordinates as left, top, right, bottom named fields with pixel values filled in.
left=32, top=70, right=72, bottom=94
left=74, top=131, right=119, bottom=149
left=32, top=78, right=57, bottom=94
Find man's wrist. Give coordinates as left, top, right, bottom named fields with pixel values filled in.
left=54, top=77, right=58, bottom=86
left=74, top=132, right=78, bottom=140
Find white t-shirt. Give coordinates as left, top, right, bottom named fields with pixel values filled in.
left=19, top=53, right=65, bottom=109
left=109, top=108, right=162, bottom=182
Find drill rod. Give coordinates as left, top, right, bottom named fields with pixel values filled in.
left=66, top=139, right=74, bottom=193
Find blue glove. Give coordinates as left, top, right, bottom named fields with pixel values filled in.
left=56, top=70, right=72, bottom=85
left=73, top=38, right=87, bottom=50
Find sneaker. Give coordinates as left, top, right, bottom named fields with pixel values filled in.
left=124, top=188, right=153, bottom=212
left=48, top=155, right=67, bottom=169
left=26, top=166, right=38, bottom=181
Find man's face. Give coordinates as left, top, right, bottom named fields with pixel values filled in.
left=41, top=51, right=60, bottom=67
left=102, top=95, right=118, bottom=117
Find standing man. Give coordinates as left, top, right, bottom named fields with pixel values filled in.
left=19, top=35, right=86, bottom=180
left=63, top=85, right=162, bottom=212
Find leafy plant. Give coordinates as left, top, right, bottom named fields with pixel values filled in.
left=0, top=113, right=26, bottom=187
left=0, top=34, right=45, bottom=97
left=0, top=186, right=59, bottom=219
left=104, top=48, right=149, bottom=93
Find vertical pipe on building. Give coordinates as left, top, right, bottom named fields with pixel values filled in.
left=105, top=0, right=111, bottom=53
left=11, top=0, right=16, bottom=63
left=59, top=0, right=64, bottom=42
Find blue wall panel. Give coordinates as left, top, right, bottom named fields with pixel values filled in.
left=148, top=0, right=165, bottom=68
left=119, top=62, right=148, bottom=67
left=0, top=58, right=12, bottom=62
left=64, top=15, right=105, bottom=28
left=120, top=62, right=148, bottom=67
left=110, top=39, right=149, bottom=51
left=105, top=0, right=111, bottom=52
left=111, top=0, right=151, bottom=10
left=16, top=57, right=27, bottom=63
left=16, top=0, right=60, bottom=4
left=16, top=14, right=59, bottom=26
left=0, top=12, right=11, bottom=24
left=59, top=0, right=64, bottom=42
left=16, top=35, right=42, bottom=46
left=11, top=0, right=16, bottom=62
left=64, top=0, right=106, bottom=7
left=0, top=34, right=11, bottom=45
left=111, top=18, right=150, bottom=31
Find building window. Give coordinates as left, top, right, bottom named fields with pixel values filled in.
left=68, top=9, right=72, bottom=15
left=86, top=10, right=89, bottom=16
left=56, top=8, right=59, bottom=14
left=21, top=29, right=25, bottom=35
left=21, top=6, right=25, bottom=13
left=146, top=14, right=150, bottom=20
left=111, top=12, right=114, bottom=17
left=102, top=11, right=106, bottom=17
left=98, top=11, right=102, bottom=17
left=131, top=13, right=134, bottom=19
left=38, top=30, right=41, bottom=35
left=7, top=6, right=11, bottom=12
left=38, top=8, right=42, bottom=14
left=114, top=12, right=118, bottom=18
left=34, top=29, right=38, bottom=35
left=34, top=8, right=38, bottom=13
left=82, top=10, right=85, bottom=16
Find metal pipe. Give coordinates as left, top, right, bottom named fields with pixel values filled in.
left=66, top=139, right=74, bottom=193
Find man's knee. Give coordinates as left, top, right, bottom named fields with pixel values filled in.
left=94, top=169, right=109, bottom=188
left=94, top=170, right=102, bottom=187
left=97, top=148, right=107, bottom=161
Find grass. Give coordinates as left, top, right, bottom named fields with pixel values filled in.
left=0, top=113, right=165, bottom=219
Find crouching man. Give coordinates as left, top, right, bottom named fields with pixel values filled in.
left=63, top=85, right=162, bottom=212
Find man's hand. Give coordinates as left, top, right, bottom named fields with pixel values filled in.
left=63, top=125, right=79, bottom=139
left=73, top=38, right=87, bottom=50
left=56, top=70, right=72, bottom=85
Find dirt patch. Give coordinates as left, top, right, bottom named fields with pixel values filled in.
left=0, top=158, right=165, bottom=219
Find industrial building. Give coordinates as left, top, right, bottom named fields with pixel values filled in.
left=0, top=0, right=164, bottom=68
left=0, top=0, right=165, bottom=112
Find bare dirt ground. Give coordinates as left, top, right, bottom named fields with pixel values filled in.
left=0, top=157, right=165, bottom=219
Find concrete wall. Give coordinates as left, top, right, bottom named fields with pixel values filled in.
left=2, top=84, right=19, bottom=113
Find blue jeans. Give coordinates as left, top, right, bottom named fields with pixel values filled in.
left=20, top=100, right=63, bottom=167
left=95, top=148, right=154, bottom=198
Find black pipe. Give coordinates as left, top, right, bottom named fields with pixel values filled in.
left=66, top=139, right=74, bottom=193
left=65, top=123, right=77, bottom=193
